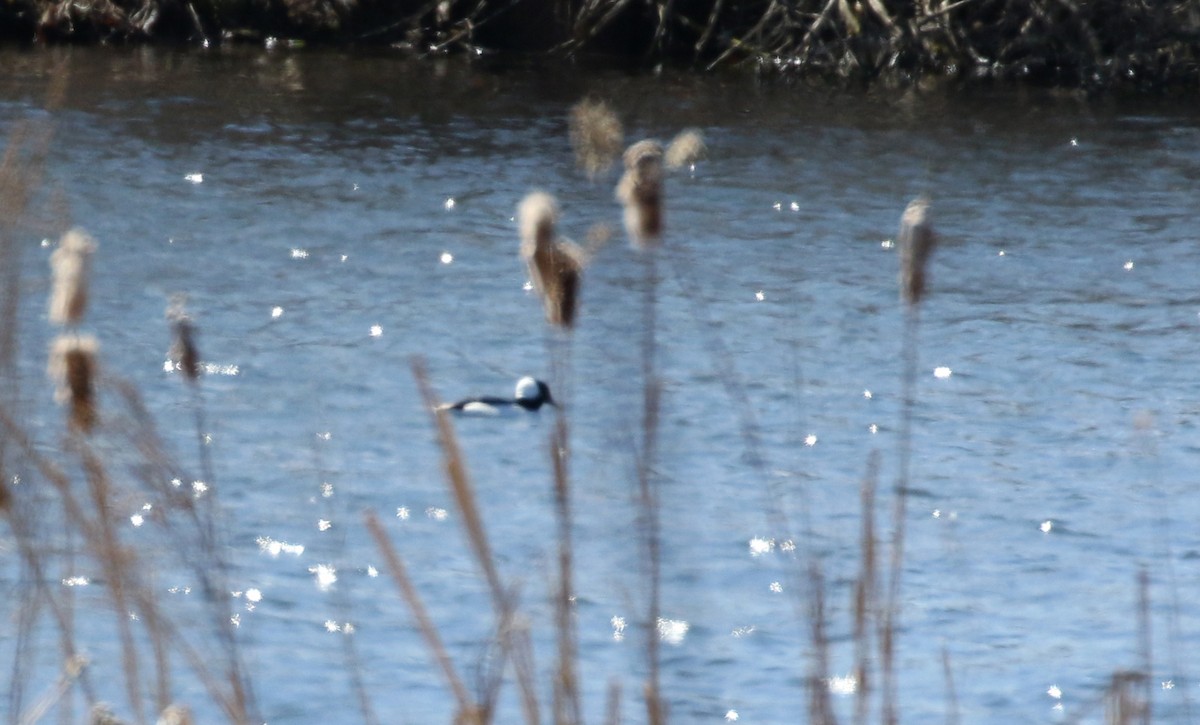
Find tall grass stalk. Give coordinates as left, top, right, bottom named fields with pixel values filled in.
left=411, top=358, right=540, bottom=724
left=882, top=196, right=936, bottom=725
left=363, top=510, right=479, bottom=720
left=853, top=451, right=881, bottom=725
left=618, top=138, right=667, bottom=723
left=518, top=188, right=584, bottom=724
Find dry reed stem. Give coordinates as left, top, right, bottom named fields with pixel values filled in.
left=364, top=510, right=476, bottom=715
left=551, top=415, right=582, bottom=725
left=616, top=140, right=664, bottom=251
left=3, top=381, right=254, bottom=722
left=16, top=654, right=88, bottom=725
left=519, top=191, right=585, bottom=330
left=48, top=228, right=97, bottom=327
left=941, top=646, right=960, bottom=725
left=412, top=359, right=506, bottom=608
left=106, top=379, right=256, bottom=722
left=569, top=98, right=624, bottom=179
left=605, top=680, right=622, bottom=725
left=412, top=358, right=541, bottom=724
left=853, top=450, right=881, bottom=725
left=806, top=559, right=836, bottom=724
left=80, top=447, right=146, bottom=723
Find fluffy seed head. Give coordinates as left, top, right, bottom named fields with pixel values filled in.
left=615, top=140, right=664, bottom=250
left=665, top=128, right=706, bottom=170
left=569, top=98, right=624, bottom=179
left=48, top=228, right=97, bottom=326
left=898, top=196, right=936, bottom=306
left=518, top=191, right=583, bottom=329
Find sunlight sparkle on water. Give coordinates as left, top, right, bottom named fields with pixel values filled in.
left=731, top=626, right=755, bottom=637
left=881, top=239, right=895, bottom=249
left=1041, top=520, right=1053, bottom=533
left=202, top=363, right=239, bottom=376
left=310, top=564, right=337, bottom=591
left=396, top=507, right=410, bottom=520
left=869, top=423, right=879, bottom=434
left=426, top=507, right=448, bottom=521
left=321, top=482, right=333, bottom=497
left=749, top=537, right=775, bottom=556
left=271, top=306, right=283, bottom=318
left=440, top=251, right=454, bottom=264
left=367, top=566, right=379, bottom=578
left=828, top=674, right=858, bottom=695
left=755, top=290, right=765, bottom=301
left=370, top=325, right=383, bottom=337
left=318, top=519, right=332, bottom=532
left=257, top=536, right=305, bottom=557
left=62, top=576, right=89, bottom=587
left=192, top=480, right=209, bottom=498
left=725, top=710, right=739, bottom=721
left=934, top=366, right=952, bottom=379
left=184, top=173, right=203, bottom=184
left=804, top=434, right=818, bottom=446
left=1124, top=260, right=1134, bottom=271
left=769, top=582, right=783, bottom=593
left=131, top=513, right=145, bottom=527
left=1048, top=684, right=1062, bottom=699
left=657, top=618, right=689, bottom=645
left=290, top=248, right=309, bottom=259
left=246, top=588, right=262, bottom=604
left=863, top=389, right=872, bottom=399
left=444, top=198, right=455, bottom=210
left=611, top=616, right=626, bottom=642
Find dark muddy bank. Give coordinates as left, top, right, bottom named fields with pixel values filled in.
left=1, top=0, right=1198, bottom=91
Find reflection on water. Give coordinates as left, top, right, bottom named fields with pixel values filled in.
left=1, top=45, right=1200, bottom=724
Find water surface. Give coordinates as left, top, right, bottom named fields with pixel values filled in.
left=1, top=46, right=1199, bottom=723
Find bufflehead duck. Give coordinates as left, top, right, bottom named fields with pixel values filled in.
left=437, top=376, right=556, bottom=416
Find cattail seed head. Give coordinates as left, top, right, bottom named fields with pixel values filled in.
left=518, top=191, right=584, bottom=329
left=615, top=139, right=664, bottom=250
left=157, top=704, right=194, bottom=725
left=48, top=228, right=97, bottom=326
left=166, top=296, right=201, bottom=383
left=898, top=196, right=936, bottom=306
left=49, top=333, right=99, bottom=434
left=569, top=98, right=624, bottom=180
left=664, top=128, right=706, bottom=170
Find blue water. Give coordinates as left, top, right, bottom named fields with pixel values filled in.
left=2, top=47, right=1199, bottom=723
